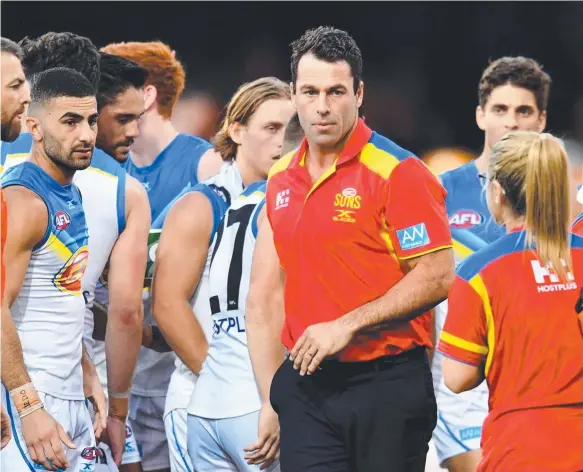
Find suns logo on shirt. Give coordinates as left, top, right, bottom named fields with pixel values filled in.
left=333, top=188, right=361, bottom=223
left=449, top=210, right=483, bottom=229
left=54, top=246, right=89, bottom=294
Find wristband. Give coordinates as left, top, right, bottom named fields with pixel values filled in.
left=10, top=383, right=44, bottom=418
left=108, top=390, right=130, bottom=399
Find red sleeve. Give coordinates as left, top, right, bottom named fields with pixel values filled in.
left=384, top=158, right=452, bottom=260
left=438, top=275, right=488, bottom=366
left=573, top=213, right=583, bottom=236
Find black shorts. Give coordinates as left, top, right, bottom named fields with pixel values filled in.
left=270, top=347, right=437, bottom=472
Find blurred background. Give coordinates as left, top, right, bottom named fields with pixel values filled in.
left=2, top=2, right=582, bottom=167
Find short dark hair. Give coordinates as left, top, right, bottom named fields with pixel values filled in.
left=97, top=53, right=148, bottom=110
left=478, top=56, right=552, bottom=112
left=290, top=26, right=362, bottom=93
left=282, top=113, right=304, bottom=154
left=19, top=32, right=100, bottom=90
left=1, top=37, right=22, bottom=59
left=29, top=67, right=95, bottom=110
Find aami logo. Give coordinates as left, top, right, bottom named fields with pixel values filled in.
left=275, top=189, right=290, bottom=210
left=396, top=223, right=430, bottom=251
left=530, top=259, right=576, bottom=293
left=449, top=210, right=483, bottom=229
left=54, top=210, right=71, bottom=230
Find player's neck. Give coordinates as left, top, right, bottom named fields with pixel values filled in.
left=235, top=154, right=264, bottom=188
left=130, top=114, right=179, bottom=168
left=504, top=213, right=525, bottom=233
left=474, top=144, right=491, bottom=174
left=28, top=147, right=74, bottom=186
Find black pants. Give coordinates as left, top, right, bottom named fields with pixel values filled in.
left=270, top=347, right=437, bottom=472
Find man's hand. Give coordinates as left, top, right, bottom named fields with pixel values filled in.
left=244, top=403, right=280, bottom=470
left=1, top=404, right=11, bottom=449
left=20, top=408, right=76, bottom=471
left=84, top=374, right=107, bottom=441
left=105, top=408, right=126, bottom=466
left=290, top=320, right=355, bottom=376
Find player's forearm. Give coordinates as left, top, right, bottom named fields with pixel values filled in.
left=340, top=253, right=454, bottom=335
left=1, top=306, right=32, bottom=390
left=153, top=299, right=208, bottom=374
left=105, top=303, right=143, bottom=395
left=246, top=297, right=286, bottom=403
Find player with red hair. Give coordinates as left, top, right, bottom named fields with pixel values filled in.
left=101, top=40, right=223, bottom=472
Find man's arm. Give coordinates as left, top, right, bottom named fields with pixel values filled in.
left=105, top=176, right=150, bottom=398
left=246, top=209, right=286, bottom=403
left=196, top=148, right=223, bottom=182
left=340, top=248, right=454, bottom=333
left=151, top=192, right=212, bottom=374
left=442, top=357, right=484, bottom=394
left=1, top=186, right=46, bottom=390
left=1, top=186, right=75, bottom=471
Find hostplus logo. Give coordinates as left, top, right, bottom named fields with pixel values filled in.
left=530, top=260, right=576, bottom=293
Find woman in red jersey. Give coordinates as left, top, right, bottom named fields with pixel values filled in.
left=438, top=131, right=583, bottom=472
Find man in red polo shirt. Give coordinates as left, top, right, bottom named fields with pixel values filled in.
left=246, top=27, right=455, bottom=472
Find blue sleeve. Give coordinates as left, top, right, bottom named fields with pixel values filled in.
left=188, top=137, right=213, bottom=185
left=251, top=199, right=266, bottom=239
left=117, top=169, right=127, bottom=234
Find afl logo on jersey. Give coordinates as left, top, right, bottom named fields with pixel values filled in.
left=54, top=246, right=89, bottom=294
left=54, top=210, right=71, bottom=230
left=449, top=210, right=483, bottom=229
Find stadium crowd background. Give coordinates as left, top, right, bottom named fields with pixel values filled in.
left=1, top=2, right=582, bottom=471
left=2, top=2, right=582, bottom=160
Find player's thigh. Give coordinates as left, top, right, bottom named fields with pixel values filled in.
left=217, top=410, right=280, bottom=472
left=120, top=420, right=141, bottom=467
left=129, top=395, right=169, bottom=472
left=73, top=398, right=98, bottom=471
left=187, top=414, right=237, bottom=472
left=163, top=409, right=194, bottom=472
left=433, top=389, right=486, bottom=470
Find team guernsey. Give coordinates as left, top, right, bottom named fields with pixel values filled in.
left=125, top=132, right=212, bottom=471
left=148, top=161, right=243, bottom=472
left=1, top=161, right=96, bottom=471
left=438, top=231, right=583, bottom=471
left=431, top=160, right=504, bottom=465
left=127, top=133, right=212, bottom=401
left=188, top=181, right=266, bottom=420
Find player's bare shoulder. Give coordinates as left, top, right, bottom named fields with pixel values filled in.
left=3, top=185, right=48, bottom=244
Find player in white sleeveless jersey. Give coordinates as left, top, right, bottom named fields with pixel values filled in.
left=151, top=78, right=293, bottom=472
left=1, top=68, right=100, bottom=472
left=0, top=38, right=152, bottom=471
left=188, top=183, right=284, bottom=472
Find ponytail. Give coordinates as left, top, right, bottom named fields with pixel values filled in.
left=491, top=131, right=572, bottom=281
left=524, top=134, right=572, bottom=280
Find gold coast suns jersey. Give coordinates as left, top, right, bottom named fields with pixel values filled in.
left=1, top=162, right=89, bottom=400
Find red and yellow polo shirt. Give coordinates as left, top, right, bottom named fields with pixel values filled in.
left=266, top=119, right=452, bottom=362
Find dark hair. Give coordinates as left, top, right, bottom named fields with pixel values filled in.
left=97, top=53, right=148, bottom=110
left=29, top=67, right=95, bottom=110
left=1, top=37, right=22, bottom=59
left=19, top=32, right=100, bottom=90
left=290, top=26, right=362, bottom=93
left=478, top=56, right=552, bottom=112
left=282, top=113, right=304, bottom=154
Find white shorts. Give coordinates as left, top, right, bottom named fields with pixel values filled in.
left=94, top=421, right=141, bottom=471
left=432, top=382, right=488, bottom=465
left=1, top=387, right=96, bottom=471
left=187, top=410, right=280, bottom=472
left=129, top=394, right=169, bottom=471
left=163, top=408, right=193, bottom=472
